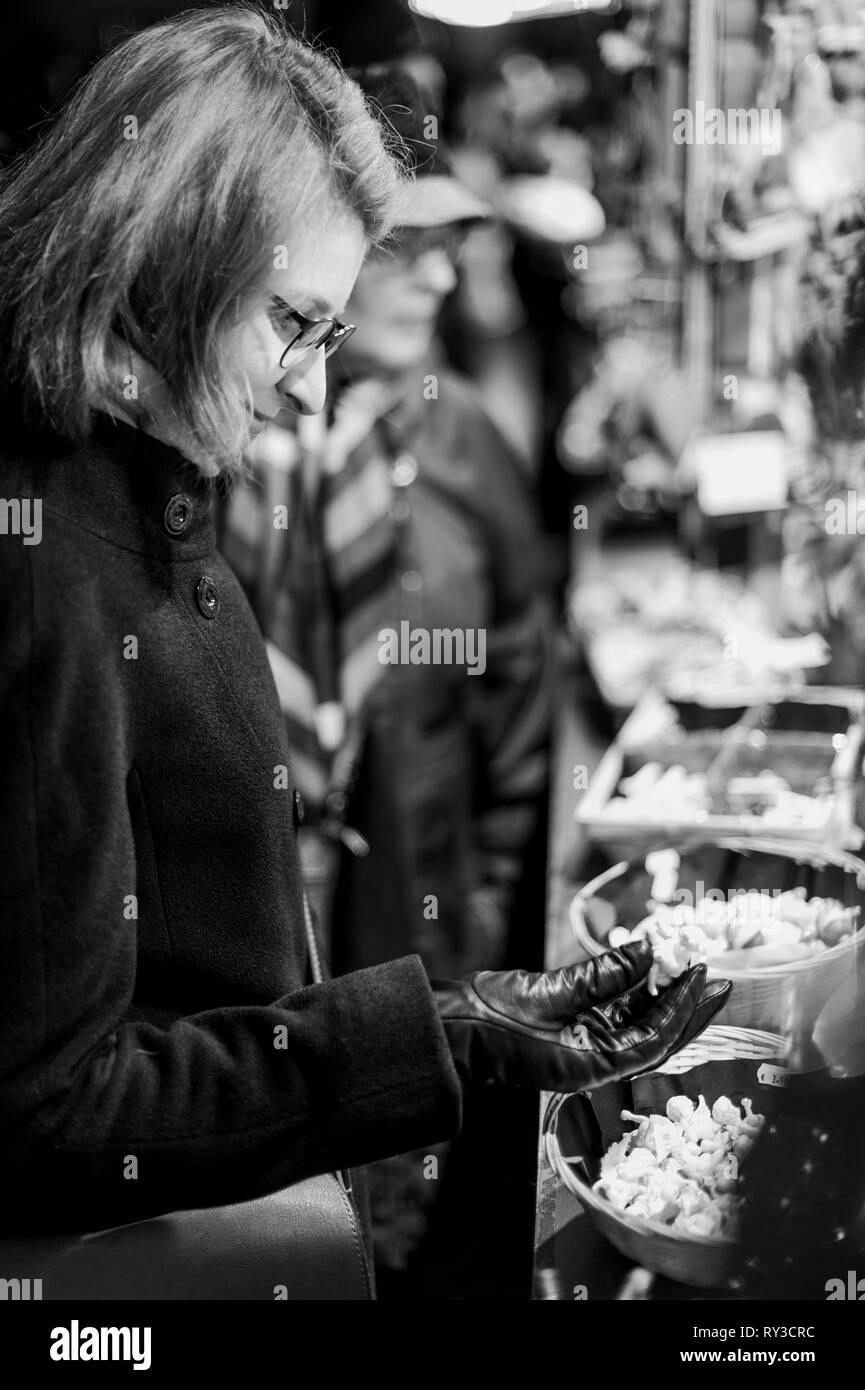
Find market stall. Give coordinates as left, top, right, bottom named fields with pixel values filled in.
left=532, top=0, right=865, bottom=1301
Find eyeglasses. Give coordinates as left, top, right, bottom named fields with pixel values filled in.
left=268, top=295, right=356, bottom=369
left=371, top=224, right=470, bottom=267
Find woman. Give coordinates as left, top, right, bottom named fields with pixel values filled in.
left=0, top=7, right=722, bottom=1250
left=222, top=68, right=559, bottom=1277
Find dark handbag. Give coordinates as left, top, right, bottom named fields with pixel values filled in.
left=0, top=895, right=374, bottom=1301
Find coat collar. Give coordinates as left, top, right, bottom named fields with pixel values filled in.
left=37, top=412, right=218, bottom=560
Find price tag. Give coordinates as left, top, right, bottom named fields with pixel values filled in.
left=689, top=431, right=788, bottom=516
left=757, top=1062, right=788, bottom=1088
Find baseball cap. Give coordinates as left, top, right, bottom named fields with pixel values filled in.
left=353, top=63, right=492, bottom=229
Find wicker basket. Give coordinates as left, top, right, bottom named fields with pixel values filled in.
left=543, top=1026, right=786, bottom=1289
left=568, top=837, right=865, bottom=1032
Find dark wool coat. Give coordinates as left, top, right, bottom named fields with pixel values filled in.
left=0, top=412, right=462, bottom=1236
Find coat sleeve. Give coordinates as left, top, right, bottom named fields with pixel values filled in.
left=0, top=544, right=462, bottom=1236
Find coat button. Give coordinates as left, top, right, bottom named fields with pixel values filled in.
left=164, top=493, right=194, bottom=536
left=195, top=576, right=220, bottom=618
left=293, top=789, right=305, bottom=828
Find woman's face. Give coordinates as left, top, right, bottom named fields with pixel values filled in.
left=227, top=205, right=367, bottom=430
left=341, top=225, right=461, bottom=377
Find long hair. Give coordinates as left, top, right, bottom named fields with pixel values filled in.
left=0, top=5, right=407, bottom=470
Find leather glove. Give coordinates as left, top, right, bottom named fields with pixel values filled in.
left=434, top=940, right=732, bottom=1092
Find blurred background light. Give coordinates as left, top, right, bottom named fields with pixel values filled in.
left=409, top=0, right=617, bottom=28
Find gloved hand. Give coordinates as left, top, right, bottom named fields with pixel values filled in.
left=434, top=941, right=731, bottom=1092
